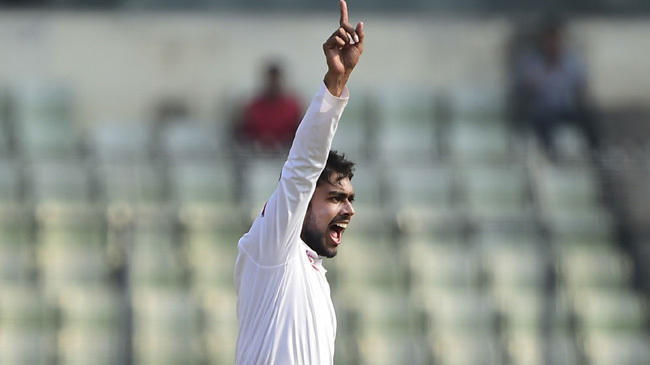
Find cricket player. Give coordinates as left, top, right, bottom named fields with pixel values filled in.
left=234, top=1, right=364, bottom=363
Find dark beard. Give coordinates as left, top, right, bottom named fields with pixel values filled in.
left=301, top=225, right=337, bottom=258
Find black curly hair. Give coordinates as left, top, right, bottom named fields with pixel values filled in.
left=316, top=150, right=355, bottom=187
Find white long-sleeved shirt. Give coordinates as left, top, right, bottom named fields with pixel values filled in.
left=234, top=83, right=349, bottom=365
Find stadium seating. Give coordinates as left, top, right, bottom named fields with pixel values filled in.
left=0, top=208, right=33, bottom=285
left=391, top=162, right=458, bottom=227
left=0, top=77, right=647, bottom=365
left=584, top=332, right=650, bottom=365
left=201, top=288, right=238, bottom=364
left=183, top=220, right=241, bottom=293
left=508, top=333, right=580, bottom=365
left=57, top=286, right=128, bottom=365
left=91, top=121, right=156, bottom=163
left=0, top=158, right=23, bottom=203
left=127, top=211, right=185, bottom=290
left=131, top=287, right=202, bottom=364
left=449, top=120, right=511, bottom=165
left=29, top=161, right=94, bottom=204
left=0, top=284, right=57, bottom=364
left=460, top=164, right=532, bottom=222
left=160, top=120, right=225, bottom=162
left=9, top=81, right=81, bottom=160
left=98, top=161, right=169, bottom=206
left=170, top=159, right=237, bottom=211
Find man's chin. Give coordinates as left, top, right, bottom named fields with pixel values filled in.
left=315, top=241, right=338, bottom=258
left=322, top=239, right=340, bottom=258
left=323, top=247, right=338, bottom=259
left=302, top=231, right=339, bottom=258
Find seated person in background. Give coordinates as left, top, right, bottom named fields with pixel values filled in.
left=235, top=61, right=303, bottom=154
left=512, top=16, right=600, bottom=160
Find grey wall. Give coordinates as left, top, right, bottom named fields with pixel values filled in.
left=0, top=13, right=648, bottom=126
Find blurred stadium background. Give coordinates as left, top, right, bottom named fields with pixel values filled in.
left=0, top=0, right=650, bottom=364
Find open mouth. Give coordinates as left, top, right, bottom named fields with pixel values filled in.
left=329, top=222, right=348, bottom=245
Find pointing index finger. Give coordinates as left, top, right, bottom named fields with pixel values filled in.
left=338, top=0, right=359, bottom=44
left=339, top=0, right=348, bottom=27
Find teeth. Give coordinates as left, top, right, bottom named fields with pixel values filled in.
left=335, top=223, right=348, bottom=229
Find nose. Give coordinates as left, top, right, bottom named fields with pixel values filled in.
left=342, top=200, right=355, bottom=217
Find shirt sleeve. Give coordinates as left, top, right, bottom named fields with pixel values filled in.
left=239, top=82, right=349, bottom=266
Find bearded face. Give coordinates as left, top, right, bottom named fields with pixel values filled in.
left=301, top=176, right=355, bottom=258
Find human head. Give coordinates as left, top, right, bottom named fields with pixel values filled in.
left=301, top=151, right=355, bottom=258
left=539, top=15, right=566, bottom=62
left=264, top=61, right=284, bottom=97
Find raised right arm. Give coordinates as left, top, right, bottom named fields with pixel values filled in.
left=237, top=0, right=364, bottom=266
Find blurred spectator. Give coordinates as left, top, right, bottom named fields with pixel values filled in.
left=511, top=16, right=601, bottom=160
left=234, top=61, right=303, bottom=155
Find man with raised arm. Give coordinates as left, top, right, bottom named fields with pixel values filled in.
left=234, top=1, right=364, bottom=364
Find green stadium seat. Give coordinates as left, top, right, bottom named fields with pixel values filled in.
left=128, top=225, right=185, bottom=290
left=0, top=328, right=56, bottom=365
left=170, top=159, right=238, bottom=213
left=243, top=156, right=286, bottom=216
left=430, top=332, right=505, bottom=365
left=461, top=164, right=532, bottom=222
left=184, top=226, right=241, bottom=292
left=0, top=284, right=56, bottom=363
left=557, top=245, right=633, bottom=291
left=584, top=333, right=650, bottom=365
left=358, top=331, right=429, bottom=365
left=450, top=82, right=506, bottom=122
left=91, top=121, right=155, bottom=163
left=334, top=332, right=359, bottom=365
left=98, top=161, right=169, bottom=207
left=548, top=208, right=614, bottom=245
left=554, top=124, right=593, bottom=163
left=377, top=84, right=437, bottom=127
left=0, top=242, right=33, bottom=285
left=332, top=116, right=376, bottom=163
left=10, top=82, right=81, bottom=160
left=535, top=164, right=601, bottom=217
left=483, top=243, right=548, bottom=296
left=36, top=205, right=108, bottom=299
left=496, top=289, right=546, bottom=335
left=200, top=289, right=238, bottom=365
left=0, top=208, right=34, bottom=285
left=329, top=231, right=407, bottom=292
left=58, top=329, right=125, bottom=365
left=391, top=162, right=458, bottom=227
left=416, top=289, right=498, bottom=337
left=377, top=123, right=438, bottom=164
left=38, top=240, right=110, bottom=299
left=351, top=288, right=424, bottom=338
left=571, top=288, right=647, bottom=335
left=57, top=286, right=127, bottom=365
left=0, top=89, right=11, bottom=157
left=160, top=120, right=224, bottom=162
left=345, top=162, right=389, bottom=213
left=132, top=287, right=201, bottom=365
left=0, top=284, right=54, bottom=330
left=58, top=286, right=124, bottom=327
left=507, top=333, right=580, bottom=365
left=449, top=120, right=511, bottom=165
left=405, top=239, right=481, bottom=293
left=472, top=221, right=541, bottom=248
left=29, top=161, right=94, bottom=204
left=0, top=158, right=23, bottom=203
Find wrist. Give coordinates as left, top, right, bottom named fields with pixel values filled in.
left=324, top=71, right=350, bottom=97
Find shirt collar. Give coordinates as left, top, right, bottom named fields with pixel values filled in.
left=303, top=242, right=327, bottom=273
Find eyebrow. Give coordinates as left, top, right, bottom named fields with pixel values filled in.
left=328, top=190, right=355, bottom=200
